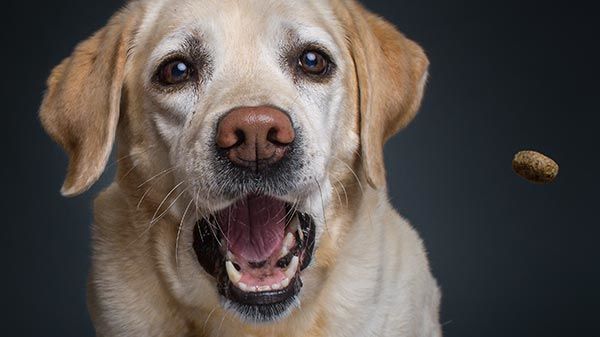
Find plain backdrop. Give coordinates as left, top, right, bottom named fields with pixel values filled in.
left=2, top=0, right=599, bottom=336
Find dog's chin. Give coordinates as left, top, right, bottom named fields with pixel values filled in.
left=193, top=194, right=316, bottom=323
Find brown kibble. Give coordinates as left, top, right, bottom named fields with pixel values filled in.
left=512, top=150, right=559, bottom=184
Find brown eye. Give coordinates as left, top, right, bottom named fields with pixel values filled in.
left=298, top=50, right=329, bottom=75
left=157, top=59, right=194, bottom=85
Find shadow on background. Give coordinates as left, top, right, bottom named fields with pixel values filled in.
left=1, top=0, right=598, bottom=336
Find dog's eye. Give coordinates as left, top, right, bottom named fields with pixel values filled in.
left=298, top=50, right=329, bottom=75
left=157, top=59, right=194, bottom=85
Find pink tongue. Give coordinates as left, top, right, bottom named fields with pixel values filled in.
left=217, top=195, right=286, bottom=262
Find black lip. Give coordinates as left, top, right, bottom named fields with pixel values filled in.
left=219, top=276, right=303, bottom=323
left=192, top=208, right=316, bottom=322
left=222, top=276, right=303, bottom=306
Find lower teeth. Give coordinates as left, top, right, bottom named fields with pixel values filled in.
left=224, top=254, right=300, bottom=293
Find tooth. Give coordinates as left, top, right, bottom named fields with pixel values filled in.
left=226, top=250, right=234, bottom=260
left=280, top=277, right=290, bottom=288
left=289, top=217, right=303, bottom=241
left=279, top=245, right=289, bottom=259
left=279, top=232, right=295, bottom=258
left=285, top=256, right=299, bottom=279
left=257, top=285, right=271, bottom=292
left=284, top=232, right=294, bottom=248
left=225, top=261, right=241, bottom=283
left=271, top=282, right=282, bottom=290
left=289, top=217, right=299, bottom=232
left=239, top=282, right=249, bottom=292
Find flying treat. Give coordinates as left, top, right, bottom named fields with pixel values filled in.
left=512, top=150, right=559, bottom=183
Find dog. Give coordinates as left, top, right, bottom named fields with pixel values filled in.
left=40, top=0, right=441, bottom=336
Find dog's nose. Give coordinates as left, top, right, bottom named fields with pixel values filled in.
left=216, top=106, right=295, bottom=171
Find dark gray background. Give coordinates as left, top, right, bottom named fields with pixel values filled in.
left=2, top=0, right=598, bottom=336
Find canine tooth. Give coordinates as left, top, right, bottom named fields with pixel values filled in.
left=285, top=256, right=299, bottom=279
left=279, top=232, right=295, bottom=258
left=280, top=277, right=290, bottom=288
left=284, top=232, right=295, bottom=248
left=279, top=245, right=289, bottom=259
left=225, top=261, right=242, bottom=283
left=297, top=226, right=304, bottom=241
left=226, top=250, right=234, bottom=260
left=238, top=282, right=249, bottom=292
left=289, top=217, right=299, bottom=232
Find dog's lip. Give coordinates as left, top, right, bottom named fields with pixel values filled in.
left=225, top=274, right=303, bottom=306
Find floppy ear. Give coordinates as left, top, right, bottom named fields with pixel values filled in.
left=39, top=5, right=142, bottom=197
left=341, top=1, right=429, bottom=189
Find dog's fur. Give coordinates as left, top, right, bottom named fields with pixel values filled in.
left=40, top=0, right=441, bottom=336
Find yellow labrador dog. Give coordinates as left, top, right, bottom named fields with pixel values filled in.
left=40, top=0, right=441, bottom=336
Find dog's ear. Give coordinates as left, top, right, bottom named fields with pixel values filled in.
left=340, top=1, right=429, bottom=189
left=39, top=4, right=142, bottom=197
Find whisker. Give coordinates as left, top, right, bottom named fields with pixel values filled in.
left=328, top=174, right=343, bottom=208
left=150, top=181, right=186, bottom=224
left=119, top=160, right=140, bottom=181
left=105, top=145, right=157, bottom=169
left=284, top=197, right=299, bottom=228
left=330, top=173, right=349, bottom=208
left=136, top=186, right=153, bottom=209
left=137, top=166, right=178, bottom=189
left=175, top=197, right=195, bottom=273
left=203, top=306, right=218, bottom=334
left=332, top=156, right=364, bottom=196
left=125, top=181, right=185, bottom=248
left=217, top=309, right=227, bottom=337
left=204, top=181, right=227, bottom=247
left=314, top=178, right=330, bottom=238
left=331, top=156, right=376, bottom=229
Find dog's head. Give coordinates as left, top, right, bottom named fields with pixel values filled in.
left=40, top=0, right=428, bottom=326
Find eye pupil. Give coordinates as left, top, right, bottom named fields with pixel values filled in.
left=299, top=50, right=329, bottom=75
left=169, top=62, right=188, bottom=80
left=173, top=62, right=187, bottom=76
left=305, top=52, right=318, bottom=66
left=157, top=59, right=193, bottom=85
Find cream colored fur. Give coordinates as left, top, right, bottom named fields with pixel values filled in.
left=40, top=0, right=441, bottom=336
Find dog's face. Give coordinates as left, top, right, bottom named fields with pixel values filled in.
left=40, top=0, right=428, bottom=326
left=139, top=0, right=356, bottom=322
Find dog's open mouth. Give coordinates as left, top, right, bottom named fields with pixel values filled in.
left=193, top=194, right=316, bottom=322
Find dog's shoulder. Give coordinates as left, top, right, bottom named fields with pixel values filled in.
left=367, top=194, right=442, bottom=336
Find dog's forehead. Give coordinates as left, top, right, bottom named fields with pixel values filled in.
left=138, top=0, right=340, bottom=52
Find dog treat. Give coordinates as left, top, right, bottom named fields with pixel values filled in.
left=512, top=150, right=559, bottom=183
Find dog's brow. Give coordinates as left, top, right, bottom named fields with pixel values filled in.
left=149, top=30, right=206, bottom=65
left=286, top=24, right=340, bottom=57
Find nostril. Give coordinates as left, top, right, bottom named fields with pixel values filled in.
left=217, top=128, right=246, bottom=150
left=267, top=127, right=294, bottom=146
left=233, top=129, right=246, bottom=147
left=267, top=127, right=282, bottom=146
